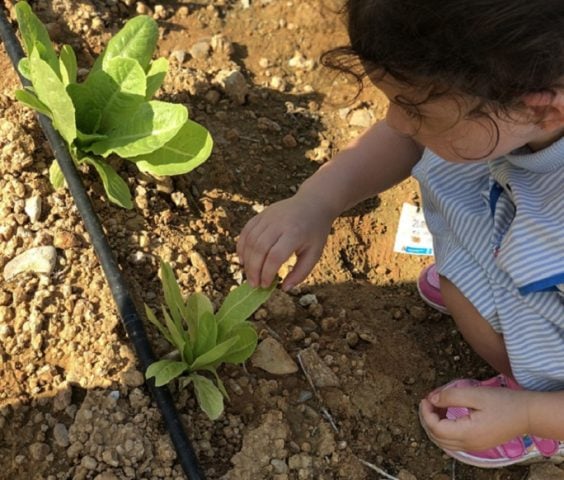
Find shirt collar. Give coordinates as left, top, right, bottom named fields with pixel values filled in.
left=506, top=135, right=564, bottom=173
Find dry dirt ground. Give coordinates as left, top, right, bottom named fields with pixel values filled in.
left=0, top=1, right=562, bottom=480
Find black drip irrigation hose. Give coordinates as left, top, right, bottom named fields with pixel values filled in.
left=0, top=6, right=205, bottom=480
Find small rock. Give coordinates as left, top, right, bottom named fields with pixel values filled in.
left=189, top=251, right=213, bottom=285
left=210, top=34, right=234, bottom=56
left=349, top=108, right=373, bottom=128
left=24, top=196, right=42, bottom=223
left=409, top=305, right=428, bottom=321
left=54, top=230, right=81, bottom=249
left=29, top=442, right=50, bottom=461
left=398, top=470, right=418, bottom=480
left=53, top=423, right=70, bottom=447
left=298, top=294, right=317, bottom=307
left=214, top=69, right=248, bottom=105
left=298, top=347, right=340, bottom=388
left=527, top=464, right=564, bottom=480
left=190, top=40, right=211, bottom=59
left=170, top=50, right=186, bottom=64
left=94, top=473, right=120, bottom=480
left=290, top=326, right=306, bottom=342
left=257, top=116, right=281, bottom=132
left=81, top=455, right=97, bottom=470
left=3, top=246, right=57, bottom=280
left=251, top=337, right=298, bottom=375
left=120, top=368, right=145, bottom=387
left=345, top=331, right=359, bottom=347
left=282, top=134, right=297, bottom=148
left=265, top=290, right=296, bottom=321
left=320, top=317, right=338, bottom=332
left=271, top=459, right=289, bottom=474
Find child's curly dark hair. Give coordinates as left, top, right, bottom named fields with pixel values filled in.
left=322, top=0, right=564, bottom=118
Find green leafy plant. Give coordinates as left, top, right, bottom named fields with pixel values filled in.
left=145, top=261, right=275, bottom=420
left=14, top=1, right=213, bottom=208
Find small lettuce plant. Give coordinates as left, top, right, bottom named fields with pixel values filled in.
left=145, top=261, right=275, bottom=420
left=14, top=1, right=213, bottom=208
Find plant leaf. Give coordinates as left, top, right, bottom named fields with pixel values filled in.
left=69, top=57, right=146, bottom=133
left=129, top=119, right=213, bottom=176
left=144, top=303, right=174, bottom=345
left=96, top=15, right=158, bottom=73
left=59, top=44, right=77, bottom=85
left=82, top=156, right=133, bottom=209
left=15, top=88, right=51, bottom=117
left=49, top=161, right=65, bottom=189
left=15, top=1, right=60, bottom=75
left=185, top=291, right=214, bottom=343
left=76, top=131, right=108, bottom=146
left=220, top=323, right=258, bottom=364
left=201, top=367, right=230, bottom=400
left=162, top=306, right=187, bottom=355
left=86, top=100, right=187, bottom=158
left=191, top=373, right=224, bottom=420
left=159, top=261, right=186, bottom=332
left=192, top=310, right=217, bottom=359
left=18, top=58, right=31, bottom=79
left=216, top=282, right=276, bottom=341
left=145, top=57, right=168, bottom=99
left=29, top=49, right=76, bottom=145
left=190, top=336, right=239, bottom=371
left=146, top=359, right=188, bottom=387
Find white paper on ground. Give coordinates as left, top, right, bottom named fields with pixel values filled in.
left=393, top=203, right=434, bottom=256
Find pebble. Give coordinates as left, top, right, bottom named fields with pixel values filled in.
left=349, top=108, right=373, bottom=128
left=170, top=50, right=187, bottom=64
left=54, top=230, right=81, bottom=249
left=298, top=347, right=340, bottom=387
left=190, top=40, right=211, bottom=59
left=53, top=423, right=70, bottom=447
left=3, top=246, right=57, bottom=280
left=214, top=69, right=248, bottom=105
left=24, top=196, right=42, bottom=223
left=81, top=455, right=97, bottom=470
left=29, top=442, right=50, bottom=461
left=290, top=326, right=306, bottom=342
left=251, top=337, right=298, bottom=374
left=345, top=331, right=359, bottom=347
left=398, top=470, right=418, bottom=480
left=271, top=458, right=289, bottom=474
left=282, top=134, right=297, bottom=148
left=265, top=290, right=296, bottom=321
left=298, top=294, right=317, bottom=307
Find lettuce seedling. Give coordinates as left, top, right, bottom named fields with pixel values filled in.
left=14, top=1, right=213, bottom=209
left=145, top=261, right=275, bottom=420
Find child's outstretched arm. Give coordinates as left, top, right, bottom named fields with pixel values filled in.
left=237, top=120, right=423, bottom=290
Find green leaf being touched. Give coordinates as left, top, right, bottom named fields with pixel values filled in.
left=15, top=1, right=60, bottom=75
left=86, top=100, right=187, bottom=158
left=191, top=373, right=224, bottom=421
left=129, top=118, right=213, bottom=176
left=29, top=49, right=76, bottom=145
left=220, top=323, right=258, bottom=365
left=82, top=157, right=133, bottom=209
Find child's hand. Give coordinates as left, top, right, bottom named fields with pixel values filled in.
left=237, top=194, right=335, bottom=290
left=419, top=386, right=531, bottom=452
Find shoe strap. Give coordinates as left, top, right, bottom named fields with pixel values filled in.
left=530, top=436, right=560, bottom=457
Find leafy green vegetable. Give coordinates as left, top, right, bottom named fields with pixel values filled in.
left=14, top=1, right=212, bottom=209
left=145, top=261, right=276, bottom=420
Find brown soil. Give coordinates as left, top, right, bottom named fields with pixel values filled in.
left=0, top=1, right=555, bottom=479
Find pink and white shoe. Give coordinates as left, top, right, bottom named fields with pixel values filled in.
left=417, top=264, right=449, bottom=314
left=420, top=374, right=564, bottom=468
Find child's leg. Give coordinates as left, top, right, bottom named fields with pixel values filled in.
left=439, top=275, right=512, bottom=378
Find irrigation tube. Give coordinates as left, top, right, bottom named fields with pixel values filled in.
left=0, top=6, right=205, bottom=479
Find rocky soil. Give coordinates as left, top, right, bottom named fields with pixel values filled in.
left=1, top=1, right=563, bottom=479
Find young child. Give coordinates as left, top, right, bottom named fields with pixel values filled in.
left=237, top=0, right=564, bottom=469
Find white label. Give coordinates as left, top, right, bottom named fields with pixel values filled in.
left=393, top=203, right=434, bottom=256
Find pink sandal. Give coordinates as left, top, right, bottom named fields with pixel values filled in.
left=421, top=374, right=564, bottom=468
left=417, top=264, right=449, bottom=314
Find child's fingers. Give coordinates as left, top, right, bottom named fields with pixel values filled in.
left=259, top=236, right=296, bottom=288
left=419, top=399, right=468, bottom=448
left=236, top=215, right=261, bottom=265
left=282, top=246, right=322, bottom=291
left=243, top=227, right=282, bottom=287
left=430, top=387, right=482, bottom=410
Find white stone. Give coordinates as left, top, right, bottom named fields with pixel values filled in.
left=251, top=337, right=298, bottom=374
left=24, top=196, right=42, bottom=223
left=3, top=246, right=57, bottom=281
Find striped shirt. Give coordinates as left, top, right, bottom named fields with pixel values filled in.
left=412, top=137, right=564, bottom=391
